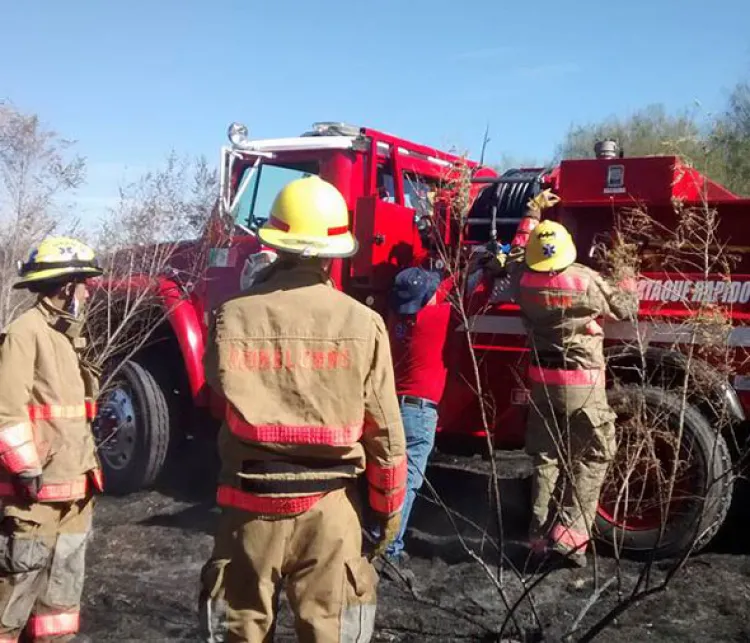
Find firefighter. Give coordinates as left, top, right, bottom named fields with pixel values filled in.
left=496, top=190, right=638, bottom=567
left=199, top=175, right=407, bottom=642
left=0, top=237, right=105, bottom=642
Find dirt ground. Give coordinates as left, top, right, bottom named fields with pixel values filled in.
left=80, top=438, right=750, bottom=642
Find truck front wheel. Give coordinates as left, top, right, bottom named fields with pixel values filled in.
left=595, top=384, right=734, bottom=558
left=93, top=360, right=171, bottom=495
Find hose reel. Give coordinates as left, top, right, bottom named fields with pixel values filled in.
left=466, top=168, right=552, bottom=245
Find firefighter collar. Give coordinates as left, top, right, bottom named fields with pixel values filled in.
left=38, top=298, right=87, bottom=348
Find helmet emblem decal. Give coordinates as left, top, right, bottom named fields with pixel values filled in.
left=542, top=243, right=556, bottom=257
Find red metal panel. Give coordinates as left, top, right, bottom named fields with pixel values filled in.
left=559, top=156, right=742, bottom=207
left=559, top=157, right=679, bottom=205
left=361, top=127, right=480, bottom=167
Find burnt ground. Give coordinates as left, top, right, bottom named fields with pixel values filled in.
left=81, top=438, right=750, bottom=642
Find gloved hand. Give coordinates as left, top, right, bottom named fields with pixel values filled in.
left=527, top=189, right=561, bottom=212
left=372, top=513, right=401, bottom=557
left=494, top=243, right=511, bottom=269
left=15, top=471, right=42, bottom=502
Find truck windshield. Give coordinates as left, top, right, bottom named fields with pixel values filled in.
left=233, top=161, right=320, bottom=228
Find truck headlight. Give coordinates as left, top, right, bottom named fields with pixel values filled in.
left=227, top=122, right=249, bottom=147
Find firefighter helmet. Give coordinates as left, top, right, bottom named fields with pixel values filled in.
left=258, top=176, right=358, bottom=258
left=525, top=220, right=577, bottom=272
left=14, top=236, right=104, bottom=290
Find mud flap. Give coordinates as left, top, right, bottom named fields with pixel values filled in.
left=340, top=556, right=378, bottom=643
left=198, top=558, right=229, bottom=643
left=0, top=527, right=52, bottom=630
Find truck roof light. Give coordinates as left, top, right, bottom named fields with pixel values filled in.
left=228, top=122, right=250, bottom=147
left=307, top=122, right=361, bottom=137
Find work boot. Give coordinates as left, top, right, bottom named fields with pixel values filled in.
left=524, top=540, right=587, bottom=573
left=374, top=552, right=416, bottom=587
left=547, top=541, right=587, bottom=568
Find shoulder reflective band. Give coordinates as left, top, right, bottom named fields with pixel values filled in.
left=528, top=366, right=605, bottom=387
left=369, top=484, right=407, bottom=515
left=517, top=217, right=539, bottom=233
left=366, top=457, right=407, bottom=491
left=512, top=217, right=541, bottom=248
left=27, top=403, right=91, bottom=421
left=28, top=610, right=80, bottom=638
left=520, top=271, right=590, bottom=292
left=0, top=422, right=41, bottom=474
left=226, top=405, right=363, bottom=446
left=217, top=485, right=324, bottom=515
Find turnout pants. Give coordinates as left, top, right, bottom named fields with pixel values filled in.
left=525, top=380, right=616, bottom=552
left=207, top=484, right=378, bottom=643
left=0, top=495, right=93, bottom=642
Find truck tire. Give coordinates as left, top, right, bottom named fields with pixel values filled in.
left=595, top=384, right=734, bottom=559
left=93, top=360, right=171, bottom=495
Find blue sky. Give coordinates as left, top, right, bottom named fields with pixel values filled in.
left=2, top=0, right=749, bottom=222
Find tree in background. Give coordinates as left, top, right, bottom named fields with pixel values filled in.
left=556, top=103, right=706, bottom=161
left=709, top=82, right=750, bottom=195
left=85, top=151, right=217, bottom=387
left=492, top=153, right=552, bottom=175
left=0, top=101, right=85, bottom=327
left=96, top=151, right=216, bottom=252
left=554, top=78, right=750, bottom=196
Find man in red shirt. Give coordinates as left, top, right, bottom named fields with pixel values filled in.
left=377, top=267, right=451, bottom=576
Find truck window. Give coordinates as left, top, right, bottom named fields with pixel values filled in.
left=233, top=161, right=320, bottom=228
left=376, top=165, right=396, bottom=203
left=403, top=173, right=436, bottom=218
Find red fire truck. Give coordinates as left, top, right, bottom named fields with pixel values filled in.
left=93, top=121, right=748, bottom=560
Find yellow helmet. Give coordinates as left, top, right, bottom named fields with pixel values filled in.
left=525, top=220, right=577, bottom=272
left=14, top=236, right=103, bottom=290
left=258, top=176, right=358, bottom=258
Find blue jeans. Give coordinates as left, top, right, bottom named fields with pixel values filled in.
left=379, top=398, right=438, bottom=559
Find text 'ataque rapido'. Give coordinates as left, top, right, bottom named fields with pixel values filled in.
left=638, top=278, right=750, bottom=304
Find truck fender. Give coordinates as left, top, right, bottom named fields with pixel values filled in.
left=156, top=278, right=206, bottom=401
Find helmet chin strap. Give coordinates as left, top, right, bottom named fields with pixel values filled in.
left=67, top=294, right=81, bottom=319
left=59, top=284, right=79, bottom=319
